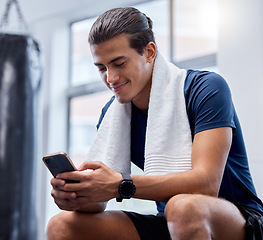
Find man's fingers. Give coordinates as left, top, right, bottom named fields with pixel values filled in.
left=56, top=171, right=82, bottom=182
left=53, top=198, right=78, bottom=211
left=50, top=177, right=65, bottom=188
left=78, top=161, right=103, bottom=171
left=51, top=188, right=76, bottom=200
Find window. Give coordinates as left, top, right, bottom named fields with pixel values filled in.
left=173, top=0, right=218, bottom=62
left=68, top=91, right=113, bottom=167
left=70, top=17, right=99, bottom=86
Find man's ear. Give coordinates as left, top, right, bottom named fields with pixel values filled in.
left=145, top=42, right=157, bottom=63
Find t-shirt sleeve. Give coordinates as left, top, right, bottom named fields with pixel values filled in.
left=185, top=70, right=236, bottom=135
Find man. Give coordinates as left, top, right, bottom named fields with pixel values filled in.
left=47, top=7, right=263, bottom=240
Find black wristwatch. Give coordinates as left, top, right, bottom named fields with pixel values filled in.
left=116, top=173, right=136, bottom=202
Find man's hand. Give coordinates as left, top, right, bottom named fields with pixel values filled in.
left=50, top=161, right=122, bottom=212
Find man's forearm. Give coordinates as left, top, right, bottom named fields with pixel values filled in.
left=132, top=170, right=219, bottom=203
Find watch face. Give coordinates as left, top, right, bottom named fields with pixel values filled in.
left=119, top=181, right=136, bottom=198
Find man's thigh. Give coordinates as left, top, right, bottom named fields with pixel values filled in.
left=165, top=194, right=246, bottom=240
left=47, top=210, right=140, bottom=240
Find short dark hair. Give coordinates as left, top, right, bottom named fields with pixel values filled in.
left=88, top=7, right=155, bottom=55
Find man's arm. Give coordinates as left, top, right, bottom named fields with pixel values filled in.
left=132, top=127, right=232, bottom=202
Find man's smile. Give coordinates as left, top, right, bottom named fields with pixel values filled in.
left=110, top=81, right=129, bottom=93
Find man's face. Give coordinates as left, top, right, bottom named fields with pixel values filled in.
left=90, top=34, right=155, bottom=110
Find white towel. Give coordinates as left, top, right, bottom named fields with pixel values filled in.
left=86, top=53, right=192, bottom=176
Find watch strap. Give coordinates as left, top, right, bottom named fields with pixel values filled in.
left=121, top=173, right=132, bottom=181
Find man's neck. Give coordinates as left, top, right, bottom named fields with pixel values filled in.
left=131, top=78, right=152, bottom=114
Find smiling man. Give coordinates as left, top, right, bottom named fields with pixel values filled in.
left=92, top=34, right=154, bottom=111
left=47, top=7, right=263, bottom=240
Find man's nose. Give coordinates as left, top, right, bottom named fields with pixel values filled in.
left=106, top=68, right=119, bottom=84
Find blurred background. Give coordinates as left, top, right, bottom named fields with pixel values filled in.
left=0, top=0, right=262, bottom=239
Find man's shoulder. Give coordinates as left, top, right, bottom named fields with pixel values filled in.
left=183, top=69, right=235, bottom=135
left=184, top=69, right=230, bottom=105
left=184, top=69, right=226, bottom=93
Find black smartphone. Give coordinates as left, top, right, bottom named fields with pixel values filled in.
left=42, top=152, right=79, bottom=183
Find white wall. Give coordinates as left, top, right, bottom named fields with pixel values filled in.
left=218, top=0, right=263, bottom=199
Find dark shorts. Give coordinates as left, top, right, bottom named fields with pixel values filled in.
left=124, top=205, right=263, bottom=240
left=123, top=211, right=170, bottom=240
left=236, top=205, right=263, bottom=240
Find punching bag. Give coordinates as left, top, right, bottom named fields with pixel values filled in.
left=0, top=1, right=42, bottom=239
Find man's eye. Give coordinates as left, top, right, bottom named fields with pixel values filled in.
left=98, top=67, right=106, bottom=72
left=115, top=62, right=125, bottom=67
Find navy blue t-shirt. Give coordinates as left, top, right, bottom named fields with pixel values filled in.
left=97, top=70, right=263, bottom=213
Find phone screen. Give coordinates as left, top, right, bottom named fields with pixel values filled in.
left=42, top=152, right=78, bottom=183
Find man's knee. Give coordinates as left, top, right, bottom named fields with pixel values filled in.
left=165, top=194, right=209, bottom=218
left=46, top=211, right=80, bottom=240
left=165, top=194, right=211, bottom=238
